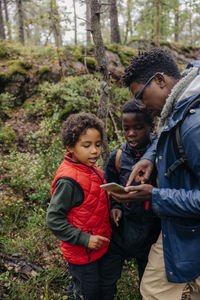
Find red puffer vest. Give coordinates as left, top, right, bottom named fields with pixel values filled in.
left=51, top=153, right=112, bottom=265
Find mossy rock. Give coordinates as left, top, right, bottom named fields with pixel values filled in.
left=39, top=66, right=51, bottom=78
left=5, top=61, right=28, bottom=80
left=72, top=47, right=84, bottom=62
left=0, top=41, right=21, bottom=59
left=85, top=57, right=97, bottom=69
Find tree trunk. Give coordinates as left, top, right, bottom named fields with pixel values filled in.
left=174, top=1, right=179, bottom=42
left=189, top=0, right=193, bottom=45
left=86, top=0, right=91, bottom=44
left=50, top=0, right=62, bottom=48
left=16, top=0, right=24, bottom=44
left=3, top=0, right=11, bottom=40
left=155, top=0, right=160, bottom=46
left=0, top=0, right=5, bottom=39
left=90, top=0, right=111, bottom=167
left=73, top=0, right=77, bottom=45
left=109, top=0, right=121, bottom=44
left=124, top=0, right=132, bottom=45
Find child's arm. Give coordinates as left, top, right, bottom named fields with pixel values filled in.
left=46, top=179, right=90, bottom=247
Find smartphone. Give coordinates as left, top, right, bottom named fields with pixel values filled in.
left=100, top=183, right=127, bottom=194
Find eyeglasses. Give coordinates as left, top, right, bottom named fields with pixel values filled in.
left=134, top=74, right=155, bottom=108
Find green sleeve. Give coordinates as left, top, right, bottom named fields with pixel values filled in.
left=46, top=179, right=90, bottom=247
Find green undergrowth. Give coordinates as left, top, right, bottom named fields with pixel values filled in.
left=0, top=67, right=137, bottom=299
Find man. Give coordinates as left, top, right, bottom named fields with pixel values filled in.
left=111, top=48, right=200, bottom=300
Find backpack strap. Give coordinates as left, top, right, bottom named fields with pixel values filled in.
left=165, top=97, right=200, bottom=179
left=115, top=149, right=122, bottom=173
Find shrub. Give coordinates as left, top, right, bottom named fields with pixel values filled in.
left=0, top=122, right=17, bottom=151
left=0, top=41, right=21, bottom=59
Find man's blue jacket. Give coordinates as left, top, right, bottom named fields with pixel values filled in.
left=144, top=93, right=200, bottom=283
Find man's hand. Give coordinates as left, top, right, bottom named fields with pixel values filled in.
left=110, top=209, right=122, bottom=227
left=110, top=184, right=153, bottom=203
left=127, top=159, right=154, bottom=186
left=88, top=235, right=110, bottom=250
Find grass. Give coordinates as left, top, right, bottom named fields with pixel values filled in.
left=0, top=188, right=140, bottom=299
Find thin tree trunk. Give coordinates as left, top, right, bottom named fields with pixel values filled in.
left=155, top=0, right=160, bottom=46
left=73, top=0, right=77, bottom=45
left=0, top=0, right=5, bottom=39
left=109, top=0, right=121, bottom=44
left=174, top=0, right=179, bottom=42
left=90, top=0, right=111, bottom=167
left=50, top=0, right=62, bottom=48
left=86, top=0, right=91, bottom=44
left=3, top=0, right=11, bottom=40
left=16, top=0, right=24, bottom=44
left=124, top=0, right=132, bottom=45
left=189, top=0, right=193, bottom=45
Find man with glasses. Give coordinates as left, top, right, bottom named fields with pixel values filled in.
left=110, top=48, right=200, bottom=299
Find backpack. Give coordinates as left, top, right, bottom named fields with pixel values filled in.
left=115, top=148, right=122, bottom=173
left=165, top=96, right=200, bottom=179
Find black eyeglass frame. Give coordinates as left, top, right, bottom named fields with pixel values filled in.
left=134, top=74, right=155, bottom=107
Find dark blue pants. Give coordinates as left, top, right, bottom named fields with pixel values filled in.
left=67, top=250, right=124, bottom=300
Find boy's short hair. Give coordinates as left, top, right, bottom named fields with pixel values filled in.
left=62, top=112, right=104, bottom=148
left=123, top=48, right=181, bottom=87
left=122, top=100, right=153, bottom=126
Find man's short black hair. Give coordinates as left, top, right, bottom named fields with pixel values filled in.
left=122, top=100, right=153, bottom=126
left=62, top=112, right=104, bottom=148
left=123, top=48, right=181, bottom=87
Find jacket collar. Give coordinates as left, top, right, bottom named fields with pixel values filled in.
left=158, top=67, right=200, bottom=134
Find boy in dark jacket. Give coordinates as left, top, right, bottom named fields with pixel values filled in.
left=104, top=101, right=160, bottom=294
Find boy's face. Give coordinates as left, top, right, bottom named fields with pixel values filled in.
left=67, top=128, right=102, bottom=167
left=122, top=112, right=151, bottom=149
left=130, top=73, right=174, bottom=116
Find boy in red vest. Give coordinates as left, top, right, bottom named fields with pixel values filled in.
left=47, top=112, right=112, bottom=300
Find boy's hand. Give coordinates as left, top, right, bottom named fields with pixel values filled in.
left=110, top=209, right=122, bottom=227
left=88, top=235, right=110, bottom=250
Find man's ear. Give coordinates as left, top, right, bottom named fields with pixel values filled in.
left=154, top=72, right=166, bottom=88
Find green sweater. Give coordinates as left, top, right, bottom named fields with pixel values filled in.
left=46, top=179, right=90, bottom=247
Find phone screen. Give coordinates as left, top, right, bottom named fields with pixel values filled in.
left=100, top=183, right=127, bottom=194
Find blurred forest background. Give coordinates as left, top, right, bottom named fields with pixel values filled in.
left=0, top=0, right=200, bottom=299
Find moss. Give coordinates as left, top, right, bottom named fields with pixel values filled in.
left=6, top=63, right=27, bottom=79
left=72, top=47, right=83, bottom=62
left=160, top=40, right=172, bottom=49
left=105, top=44, right=137, bottom=66
left=58, top=104, right=73, bottom=120
left=85, top=57, right=97, bottom=68
left=0, top=41, right=21, bottom=59
left=119, top=47, right=137, bottom=66
left=105, top=43, right=120, bottom=54
left=39, top=66, right=51, bottom=76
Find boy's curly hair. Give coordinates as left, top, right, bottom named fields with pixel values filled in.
left=122, top=100, right=153, bottom=126
left=62, top=112, right=104, bottom=148
left=122, top=48, right=181, bottom=87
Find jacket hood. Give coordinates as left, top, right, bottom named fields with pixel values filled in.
left=158, top=67, right=200, bottom=133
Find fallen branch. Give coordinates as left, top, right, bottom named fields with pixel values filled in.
left=0, top=253, right=43, bottom=278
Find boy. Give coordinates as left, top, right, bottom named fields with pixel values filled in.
left=104, top=101, right=160, bottom=296
left=46, top=112, right=111, bottom=300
